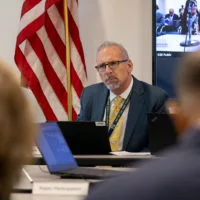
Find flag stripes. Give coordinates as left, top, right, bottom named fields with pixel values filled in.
left=15, top=0, right=87, bottom=121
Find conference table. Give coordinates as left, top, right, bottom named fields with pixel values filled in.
left=156, top=34, right=200, bottom=52
left=11, top=151, right=155, bottom=199
left=12, top=165, right=135, bottom=200
left=11, top=193, right=83, bottom=200
left=12, top=165, right=88, bottom=200
left=34, top=153, right=154, bottom=166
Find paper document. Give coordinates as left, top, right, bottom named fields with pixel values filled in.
left=110, top=151, right=151, bottom=156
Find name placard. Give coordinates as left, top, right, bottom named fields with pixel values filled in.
left=32, top=181, right=89, bottom=196
left=95, top=121, right=106, bottom=126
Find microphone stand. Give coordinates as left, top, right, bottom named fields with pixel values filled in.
left=180, top=0, right=200, bottom=47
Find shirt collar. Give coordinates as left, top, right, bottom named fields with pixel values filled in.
left=109, top=77, right=133, bottom=102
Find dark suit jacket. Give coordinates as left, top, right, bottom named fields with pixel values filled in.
left=86, top=128, right=200, bottom=200
left=78, top=76, right=168, bottom=152
left=165, top=13, right=179, bottom=21
left=165, top=14, right=179, bottom=30
left=156, top=11, right=164, bottom=24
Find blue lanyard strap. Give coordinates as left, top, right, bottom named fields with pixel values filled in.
left=106, top=90, right=132, bottom=137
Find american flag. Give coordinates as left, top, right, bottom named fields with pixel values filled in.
left=14, top=0, right=87, bottom=121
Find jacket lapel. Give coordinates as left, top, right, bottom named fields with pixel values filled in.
left=123, top=77, right=145, bottom=149
left=92, top=85, right=109, bottom=121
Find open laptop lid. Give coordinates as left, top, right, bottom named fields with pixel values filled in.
left=147, top=113, right=177, bottom=154
left=37, top=122, right=78, bottom=174
left=57, top=121, right=111, bottom=155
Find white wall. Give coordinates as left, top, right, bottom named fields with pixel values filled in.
left=79, top=0, right=152, bottom=84
left=165, top=0, right=189, bottom=14
left=157, top=0, right=200, bottom=15
left=0, top=0, right=152, bottom=121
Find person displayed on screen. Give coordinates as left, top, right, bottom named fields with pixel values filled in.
left=178, top=5, right=185, bottom=33
left=0, top=59, right=36, bottom=199
left=156, top=4, right=165, bottom=35
left=85, top=50, right=200, bottom=200
left=156, top=5, right=164, bottom=25
left=164, top=8, right=179, bottom=32
left=78, top=41, right=168, bottom=152
left=179, top=4, right=185, bottom=15
left=190, top=6, right=199, bottom=34
left=198, top=9, right=200, bottom=32
left=181, top=0, right=198, bottom=34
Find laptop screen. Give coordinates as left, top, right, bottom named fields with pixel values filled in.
left=58, top=121, right=111, bottom=154
left=37, top=122, right=78, bottom=173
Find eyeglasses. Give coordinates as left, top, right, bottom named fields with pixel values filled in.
left=95, top=59, right=128, bottom=73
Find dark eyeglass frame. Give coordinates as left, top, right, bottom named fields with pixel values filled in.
left=95, top=59, right=128, bottom=72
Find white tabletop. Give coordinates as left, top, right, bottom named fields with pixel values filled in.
left=13, top=165, right=92, bottom=200
left=157, top=34, right=200, bottom=52
left=11, top=193, right=85, bottom=200
left=15, top=165, right=90, bottom=191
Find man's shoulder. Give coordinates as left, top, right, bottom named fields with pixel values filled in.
left=84, top=82, right=106, bottom=91
left=174, top=13, right=179, bottom=18
left=165, top=13, right=170, bottom=18
left=138, top=79, right=168, bottom=97
left=82, top=82, right=106, bottom=97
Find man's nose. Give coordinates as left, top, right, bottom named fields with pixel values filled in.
left=105, top=65, right=112, bottom=73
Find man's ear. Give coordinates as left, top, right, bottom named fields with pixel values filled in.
left=127, top=60, right=133, bottom=73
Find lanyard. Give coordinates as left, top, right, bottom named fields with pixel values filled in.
left=105, top=90, right=132, bottom=137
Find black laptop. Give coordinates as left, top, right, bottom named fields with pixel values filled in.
left=147, top=113, right=178, bottom=154
left=37, top=122, right=124, bottom=179
left=57, top=121, right=111, bottom=155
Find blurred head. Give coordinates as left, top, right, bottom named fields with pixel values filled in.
left=173, top=50, right=200, bottom=134
left=0, top=59, right=36, bottom=199
left=191, top=6, right=197, bottom=14
left=169, top=8, right=174, bottom=15
left=179, top=8, right=184, bottom=15
left=95, top=41, right=133, bottom=95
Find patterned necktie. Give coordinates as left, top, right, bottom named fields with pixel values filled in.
left=109, top=96, right=123, bottom=151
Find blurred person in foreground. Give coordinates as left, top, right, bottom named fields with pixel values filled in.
left=78, top=41, right=168, bottom=152
left=86, top=50, right=200, bottom=200
left=0, top=59, right=36, bottom=199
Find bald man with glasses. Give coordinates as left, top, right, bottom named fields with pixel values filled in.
left=78, top=41, right=168, bottom=152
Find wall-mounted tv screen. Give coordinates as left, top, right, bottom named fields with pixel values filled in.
left=153, top=0, right=200, bottom=97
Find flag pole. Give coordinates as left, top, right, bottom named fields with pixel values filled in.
left=63, top=0, right=72, bottom=120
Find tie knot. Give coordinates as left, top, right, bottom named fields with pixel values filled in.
left=114, top=96, right=123, bottom=106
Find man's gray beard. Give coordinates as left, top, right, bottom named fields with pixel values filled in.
left=105, top=82, right=121, bottom=90
left=103, top=74, right=121, bottom=90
